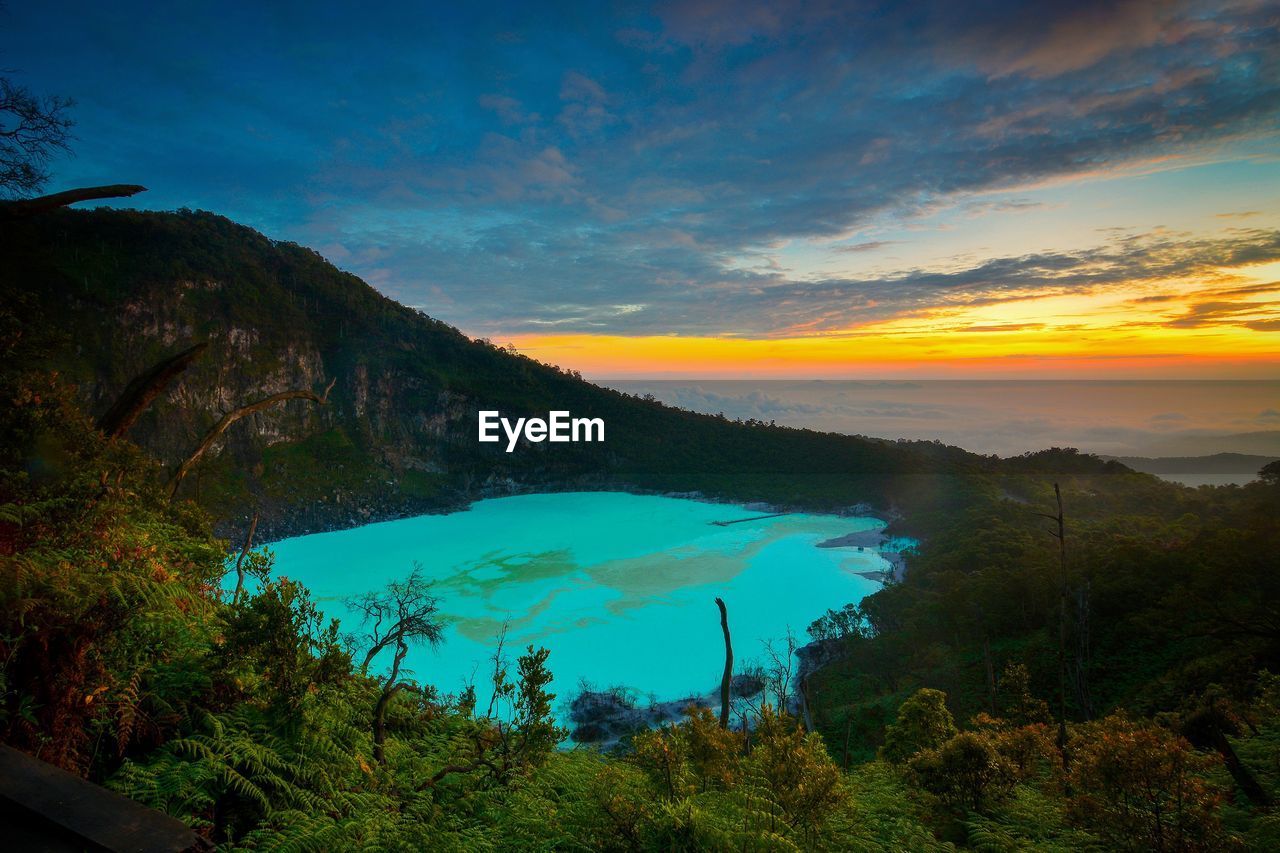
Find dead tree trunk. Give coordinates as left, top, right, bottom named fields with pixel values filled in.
left=96, top=342, right=208, bottom=439
left=1037, top=483, right=1071, bottom=768
left=231, top=512, right=259, bottom=606
left=715, top=597, right=733, bottom=729
left=799, top=675, right=814, bottom=731
left=167, top=379, right=335, bottom=500
left=372, top=686, right=398, bottom=766
left=1054, top=485, right=1069, bottom=759
left=373, top=639, right=409, bottom=766
left=1182, top=698, right=1271, bottom=808
left=0, top=184, right=147, bottom=218
left=1209, top=726, right=1271, bottom=808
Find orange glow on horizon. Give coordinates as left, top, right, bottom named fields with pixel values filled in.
left=507, top=333, right=1278, bottom=379
left=502, top=275, right=1280, bottom=378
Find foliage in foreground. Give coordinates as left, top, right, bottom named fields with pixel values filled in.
left=3, top=373, right=1279, bottom=850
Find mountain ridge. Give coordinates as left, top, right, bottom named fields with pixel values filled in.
left=1102, top=452, right=1276, bottom=476
left=2, top=207, right=988, bottom=541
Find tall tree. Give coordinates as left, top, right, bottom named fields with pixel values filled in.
left=1035, top=483, right=1072, bottom=759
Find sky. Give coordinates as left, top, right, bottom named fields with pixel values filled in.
left=3, top=0, right=1279, bottom=378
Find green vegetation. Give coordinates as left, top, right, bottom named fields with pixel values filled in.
left=3, top=208, right=1279, bottom=849
left=0, top=374, right=916, bottom=848
left=800, top=449, right=1280, bottom=848
left=5, top=369, right=1279, bottom=850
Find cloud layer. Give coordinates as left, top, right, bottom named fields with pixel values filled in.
left=5, top=0, right=1279, bottom=344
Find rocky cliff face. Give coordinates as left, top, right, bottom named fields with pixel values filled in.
left=2, top=208, right=969, bottom=542
left=3, top=210, right=603, bottom=538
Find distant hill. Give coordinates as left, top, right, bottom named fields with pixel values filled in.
left=1103, top=452, right=1277, bottom=477
left=2, top=208, right=993, bottom=540
left=1140, top=432, right=1280, bottom=458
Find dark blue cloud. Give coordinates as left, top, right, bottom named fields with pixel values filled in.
left=2, top=1, right=1277, bottom=335
left=325, top=225, right=1280, bottom=336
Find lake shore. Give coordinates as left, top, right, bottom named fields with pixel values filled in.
left=267, top=491, right=888, bottom=728
left=818, top=526, right=908, bottom=583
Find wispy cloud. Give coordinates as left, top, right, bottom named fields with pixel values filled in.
left=343, top=225, right=1280, bottom=337
left=831, top=240, right=900, bottom=254
left=958, top=323, right=1047, bottom=333
left=6, top=0, right=1279, bottom=351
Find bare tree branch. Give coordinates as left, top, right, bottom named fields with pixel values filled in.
left=96, top=342, right=208, bottom=439
left=762, top=628, right=799, bottom=714
left=0, top=184, right=146, bottom=217
left=484, top=623, right=510, bottom=719
left=167, top=378, right=335, bottom=500
left=0, top=77, right=74, bottom=197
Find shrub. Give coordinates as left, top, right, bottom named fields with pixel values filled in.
left=881, top=688, right=957, bottom=764
left=1068, top=714, right=1226, bottom=851
left=909, top=731, right=1015, bottom=812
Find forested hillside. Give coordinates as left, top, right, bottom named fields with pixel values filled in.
left=2, top=208, right=980, bottom=541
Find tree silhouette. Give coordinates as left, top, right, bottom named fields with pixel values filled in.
left=346, top=565, right=444, bottom=765
left=0, top=77, right=74, bottom=197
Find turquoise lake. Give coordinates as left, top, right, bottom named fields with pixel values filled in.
left=268, top=492, right=890, bottom=718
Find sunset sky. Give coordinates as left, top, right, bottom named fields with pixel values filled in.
left=5, top=1, right=1279, bottom=377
